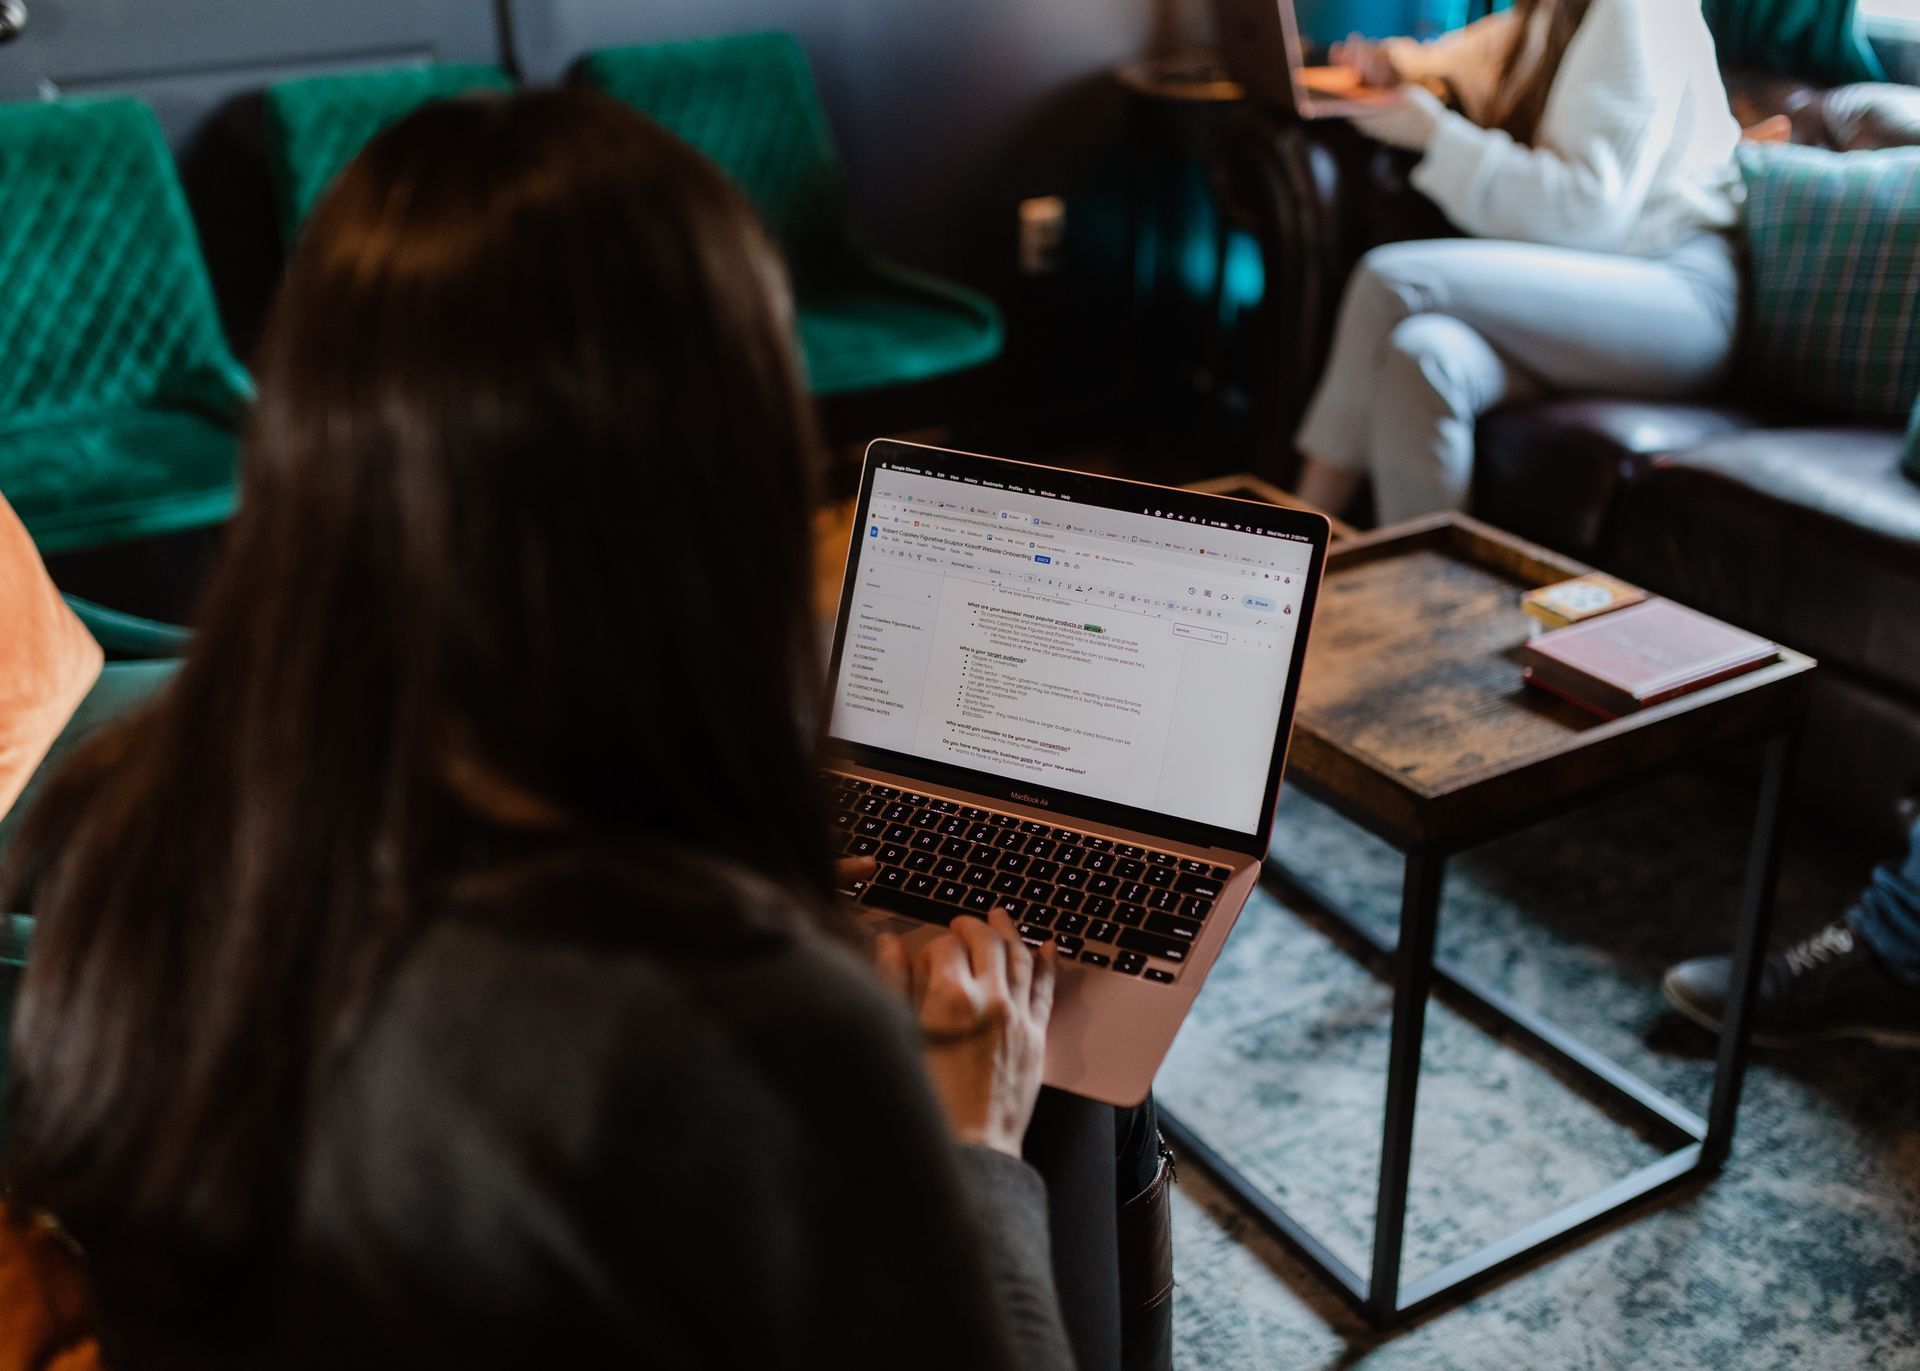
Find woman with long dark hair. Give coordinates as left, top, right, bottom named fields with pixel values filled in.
left=1292, top=0, right=1743, bottom=521
left=1, top=88, right=1083, bottom=1369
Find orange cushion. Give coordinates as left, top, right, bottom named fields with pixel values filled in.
left=0, top=1202, right=98, bottom=1371
left=0, top=494, right=101, bottom=824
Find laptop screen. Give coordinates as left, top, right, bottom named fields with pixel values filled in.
left=825, top=447, right=1323, bottom=840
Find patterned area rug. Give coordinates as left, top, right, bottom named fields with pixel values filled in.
left=1159, top=770, right=1920, bottom=1370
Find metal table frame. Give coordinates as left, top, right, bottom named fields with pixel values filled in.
left=1161, top=729, right=1798, bottom=1329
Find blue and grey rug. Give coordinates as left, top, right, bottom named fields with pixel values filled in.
left=1158, top=771, right=1920, bottom=1370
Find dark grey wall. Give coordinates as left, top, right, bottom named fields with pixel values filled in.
left=0, top=0, right=503, bottom=141
left=510, top=0, right=1190, bottom=292
left=0, top=0, right=1185, bottom=343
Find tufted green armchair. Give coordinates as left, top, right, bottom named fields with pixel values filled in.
left=0, top=98, right=252, bottom=558
left=263, top=62, right=515, bottom=238
left=579, top=32, right=1004, bottom=397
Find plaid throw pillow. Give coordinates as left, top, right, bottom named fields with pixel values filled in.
left=1739, top=142, right=1920, bottom=422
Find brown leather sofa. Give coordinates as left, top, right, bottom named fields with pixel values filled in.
left=1221, top=80, right=1920, bottom=845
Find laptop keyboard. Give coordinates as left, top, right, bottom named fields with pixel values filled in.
left=824, top=773, right=1233, bottom=984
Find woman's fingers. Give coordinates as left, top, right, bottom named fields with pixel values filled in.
left=988, top=908, right=1034, bottom=1003
left=907, top=918, right=1055, bottom=1157
left=833, top=855, right=877, bottom=895
left=874, top=931, right=910, bottom=1000
left=913, top=931, right=978, bottom=1029
left=889, top=917, right=1052, bottom=1034
left=1029, top=940, right=1059, bottom=1031
left=950, top=914, right=1008, bottom=993
left=908, top=930, right=938, bottom=1006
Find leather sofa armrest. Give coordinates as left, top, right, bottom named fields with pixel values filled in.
left=1722, top=69, right=1920, bottom=150
left=1808, top=82, right=1920, bottom=150
left=1473, top=398, right=1768, bottom=559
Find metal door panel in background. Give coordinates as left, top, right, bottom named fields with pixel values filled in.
left=0, top=0, right=504, bottom=142
left=0, top=0, right=508, bottom=352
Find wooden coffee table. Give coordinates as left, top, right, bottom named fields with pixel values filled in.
left=1159, top=515, right=1816, bottom=1327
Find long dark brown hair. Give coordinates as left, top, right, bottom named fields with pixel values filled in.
left=2, top=88, right=831, bottom=1284
left=1491, top=0, right=1596, bottom=146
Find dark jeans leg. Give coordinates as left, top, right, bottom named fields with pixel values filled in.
left=1848, top=816, right=1920, bottom=989
left=1114, top=1092, right=1162, bottom=1196
left=1115, top=1094, right=1174, bottom=1371
left=1025, top=1088, right=1121, bottom=1371
left=1022, top=1091, right=1171, bottom=1371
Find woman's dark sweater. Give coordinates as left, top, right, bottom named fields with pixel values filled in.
left=90, top=846, right=1076, bottom=1369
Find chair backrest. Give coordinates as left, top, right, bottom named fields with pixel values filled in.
left=263, top=63, right=515, bottom=237
left=0, top=98, right=247, bottom=433
left=577, top=32, right=856, bottom=266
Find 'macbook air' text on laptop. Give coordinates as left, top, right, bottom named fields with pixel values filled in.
left=820, top=441, right=1329, bottom=1105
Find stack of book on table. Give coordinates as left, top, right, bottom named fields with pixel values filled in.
left=1522, top=596, right=1778, bottom=719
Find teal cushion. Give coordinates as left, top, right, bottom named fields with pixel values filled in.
left=577, top=33, right=852, bottom=262
left=0, top=97, right=249, bottom=554
left=264, top=63, right=514, bottom=236
left=798, top=264, right=1004, bottom=396
left=1739, top=142, right=1920, bottom=422
left=0, top=408, right=238, bottom=554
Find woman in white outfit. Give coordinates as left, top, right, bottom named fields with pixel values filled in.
left=1292, top=0, right=1744, bottom=524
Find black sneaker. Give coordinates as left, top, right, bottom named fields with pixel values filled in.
left=1662, top=921, right=1920, bottom=1050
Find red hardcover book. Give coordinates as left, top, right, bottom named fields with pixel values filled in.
left=1522, top=599, right=1777, bottom=719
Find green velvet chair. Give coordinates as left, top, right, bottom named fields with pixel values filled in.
left=263, top=63, right=516, bottom=237
left=0, top=98, right=252, bottom=558
left=577, top=33, right=1004, bottom=396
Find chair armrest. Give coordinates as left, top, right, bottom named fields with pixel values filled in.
left=1808, top=82, right=1920, bottom=150
left=61, top=595, right=191, bottom=660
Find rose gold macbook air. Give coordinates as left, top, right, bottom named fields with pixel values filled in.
left=821, top=441, right=1328, bottom=1106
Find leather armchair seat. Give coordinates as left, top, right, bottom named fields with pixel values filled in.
left=1596, top=429, right=1920, bottom=841
left=1476, top=411, right=1920, bottom=847
left=1606, top=429, right=1920, bottom=692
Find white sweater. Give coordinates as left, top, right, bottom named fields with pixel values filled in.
left=1382, top=0, right=1742, bottom=256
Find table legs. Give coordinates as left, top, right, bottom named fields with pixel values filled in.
left=1159, top=731, right=1798, bottom=1329
left=1368, top=851, right=1444, bottom=1322
left=1705, top=732, right=1795, bottom=1165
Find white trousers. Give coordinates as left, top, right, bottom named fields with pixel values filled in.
left=1294, top=234, right=1741, bottom=523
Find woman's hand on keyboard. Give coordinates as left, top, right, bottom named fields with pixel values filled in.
left=875, top=910, right=1057, bottom=1157
left=834, top=855, right=877, bottom=897
left=1330, top=34, right=1400, bottom=90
